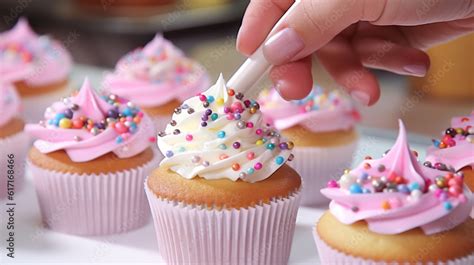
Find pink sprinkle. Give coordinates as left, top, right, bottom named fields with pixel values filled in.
left=137, top=112, right=144, bottom=118
left=226, top=113, right=234, bottom=120
left=231, top=102, right=243, bottom=113
left=186, top=134, right=193, bottom=141
left=255, top=129, right=263, bottom=135
left=434, top=189, right=443, bottom=198
left=148, top=137, right=156, bottom=142
left=254, top=162, right=263, bottom=170
left=247, top=152, right=255, bottom=160
left=199, top=94, right=207, bottom=102
left=121, top=132, right=131, bottom=140
left=114, top=122, right=128, bottom=134
left=389, top=198, right=402, bottom=208
left=327, top=180, right=339, bottom=188
left=246, top=122, right=254, bottom=128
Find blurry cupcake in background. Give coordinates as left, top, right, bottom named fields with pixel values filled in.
left=259, top=86, right=360, bottom=206
left=315, top=120, right=474, bottom=264
left=146, top=75, right=301, bottom=264
left=104, top=34, right=209, bottom=131
left=0, top=82, right=29, bottom=199
left=0, top=18, right=73, bottom=123
left=25, top=78, right=158, bottom=236
left=425, top=111, right=474, bottom=191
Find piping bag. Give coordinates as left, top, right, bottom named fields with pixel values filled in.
left=227, top=0, right=302, bottom=95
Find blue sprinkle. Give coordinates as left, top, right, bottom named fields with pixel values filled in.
left=247, top=168, right=255, bottom=175
left=165, top=150, right=174, bottom=158
left=432, top=139, right=440, bottom=148
left=55, top=113, right=66, bottom=120
left=397, top=184, right=410, bottom=194
left=207, top=95, right=215, bottom=103
left=443, top=201, right=453, bottom=211
left=217, top=131, right=226, bottom=138
left=218, top=144, right=227, bottom=150
left=266, top=143, right=275, bottom=150
left=177, top=146, right=185, bottom=152
left=122, top=107, right=134, bottom=117
left=116, top=136, right=123, bottom=144
left=359, top=172, right=369, bottom=181
left=275, top=156, right=284, bottom=165
left=349, top=183, right=363, bottom=194
left=409, top=182, right=420, bottom=191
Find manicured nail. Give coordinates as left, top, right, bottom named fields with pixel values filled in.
left=350, top=91, right=370, bottom=106
left=403, top=65, right=427, bottom=77
left=263, top=28, right=304, bottom=65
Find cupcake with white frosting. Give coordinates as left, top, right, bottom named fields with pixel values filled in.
left=259, top=86, right=360, bottom=206
left=146, top=75, right=302, bottom=264
left=104, top=34, right=209, bottom=131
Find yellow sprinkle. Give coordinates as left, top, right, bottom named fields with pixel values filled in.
left=256, top=140, right=263, bottom=145
left=59, top=118, right=72, bottom=129
left=216, top=98, right=224, bottom=105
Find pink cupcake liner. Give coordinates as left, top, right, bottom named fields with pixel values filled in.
left=313, top=227, right=474, bottom=265
left=145, top=184, right=301, bottom=265
left=28, top=152, right=160, bottom=236
left=290, top=139, right=358, bottom=206
left=0, top=131, right=29, bottom=199
left=21, top=84, right=69, bottom=123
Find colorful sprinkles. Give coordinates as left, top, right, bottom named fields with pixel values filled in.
left=45, top=94, right=147, bottom=144
left=432, top=117, right=473, bottom=149
left=158, top=87, right=294, bottom=178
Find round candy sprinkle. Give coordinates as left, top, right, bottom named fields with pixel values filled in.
left=275, top=156, right=284, bottom=165
left=236, top=121, right=246, bottom=129
left=247, top=168, right=255, bottom=175
left=166, top=150, right=174, bottom=158
left=381, top=200, right=391, bottom=210
left=191, top=155, right=201, bottom=163
left=266, top=143, right=275, bottom=150
left=186, top=134, right=193, bottom=141
left=327, top=180, right=339, bottom=188
left=211, top=113, right=218, bottom=121
left=255, top=129, right=263, bottom=135
left=254, top=163, right=263, bottom=170
left=232, top=163, right=241, bottom=171
left=59, top=118, right=72, bottom=129
left=219, top=154, right=229, bottom=160
left=443, top=201, right=453, bottom=211
left=247, top=152, right=255, bottom=160
left=233, top=142, right=241, bottom=149
left=239, top=172, right=247, bottom=179
left=218, top=144, right=227, bottom=150
left=349, top=183, right=363, bottom=194
left=216, top=98, right=224, bottom=105
left=217, top=131, right=226, bottom=138
left=202, top=161, right=210, bottom=167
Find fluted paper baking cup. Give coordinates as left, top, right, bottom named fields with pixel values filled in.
left=313, top=228, right=474, bottom=265
left=28, top=152, right=160, bottom=236
left=290, top=139, right=358, bottom=206
left=0, top=131, right=29, bottom=199
left=146, top=185, right=301, bottom=265
left=21, top=84, right=69, bottom=123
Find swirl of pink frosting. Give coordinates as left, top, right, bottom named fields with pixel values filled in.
left=25, top=78, right=155, bottom=162
left=0, top=18, right=72, bottom=86
left=259, top=87, right=360, bottom=132
left=426, top=111, right=474, bottom=171
left=321, top=120, right=473, bottom=235
left=103, top=34, right=209, bottom=108
left=0, top=82, right=22, bottom=127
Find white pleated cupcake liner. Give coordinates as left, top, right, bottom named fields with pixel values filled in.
left=0, top=131, right=29, bottom=199
left=145, top=183, right=301, bottom=265
left=28, top=152, right=160, bottom=236
left=290, top=139, right=358, bottom=206
left=313, top=228, right=474, bottom=265
left=21, top=84, right=69, bottom=123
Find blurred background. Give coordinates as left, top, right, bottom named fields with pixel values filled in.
left=0, top=0, right=472, bottom=137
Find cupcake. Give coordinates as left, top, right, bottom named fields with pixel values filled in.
left=0, top=18, right=72, bottom=123
left=259, top=86, right=360, bottom=206
left=103, top=34, right=209, bottom=131
left=146, top=75, right=302, bottom=264
left=314, top=120, right=474, bottom=264
left=25, top=78, right=158, bottom=236
left=425, top=111, right=474, bottom=190
left=0, top=82, right=29, bottom=199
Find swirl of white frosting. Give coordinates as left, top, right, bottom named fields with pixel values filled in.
left=157, top=75, right=294, bottom=183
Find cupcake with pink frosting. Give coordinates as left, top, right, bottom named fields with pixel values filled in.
left=259, top=86, right=360, bottom=206
left=0, top=18, right=73, bottom=123
left=104, top=34, right=209, bottom=131
left=314, top=120, right=474, bottom=264
left=25, top=78, right=158, bottom=236
left=0, top=82, right=29, bottom=199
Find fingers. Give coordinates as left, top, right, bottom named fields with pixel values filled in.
left=269, top=56, right=313, bottom=100
left=353, top=37, right=430, bottom=77
left=236, top=0, right=294, bottom=56
left=316, top=38, right=380, bottom=106
left=400, top=16, right=474, bottom=50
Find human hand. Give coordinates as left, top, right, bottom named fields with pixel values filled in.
left=237, top=0, right=474, bottom=106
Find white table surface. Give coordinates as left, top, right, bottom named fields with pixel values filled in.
left=1, top=66, right=432, bottom=265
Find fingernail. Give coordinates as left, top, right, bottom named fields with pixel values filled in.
left=350, top=91, right=370, bottom=106
left=403, top=65, right=427, bottom=77
left=263, top=28, right=304, bottom=65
